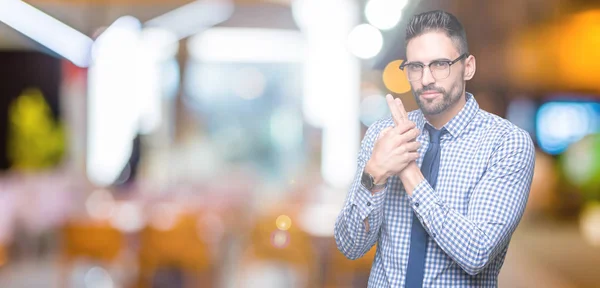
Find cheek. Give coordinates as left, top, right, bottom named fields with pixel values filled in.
left=435, top=78, right=456, bottom=93
left=446, top=72, right=464, bottom=91
left=454, top=67, right=466, bottom=80
left=410, top=82, right=422, bottom=91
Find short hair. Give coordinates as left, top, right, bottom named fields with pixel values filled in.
left=405, top=10, right=469, bottom=55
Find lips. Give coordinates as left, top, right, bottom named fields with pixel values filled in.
left=420, top=92, right=442, bottom=100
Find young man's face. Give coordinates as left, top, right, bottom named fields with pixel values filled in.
left=405, top=31, right=469, bottom=116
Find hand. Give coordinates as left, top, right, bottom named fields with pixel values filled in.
left=366, top=94, right=421, bottom=183
left=386, top=94, right=423, bottom=178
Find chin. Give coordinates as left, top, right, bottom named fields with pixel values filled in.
left=420, top=103, right=446, bottom=115
left=416, top=99, right=439, bottom=113
left=422, top=108, right=445, bottom=116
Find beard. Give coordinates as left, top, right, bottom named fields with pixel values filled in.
left=412, top=81, right=464, bottom=116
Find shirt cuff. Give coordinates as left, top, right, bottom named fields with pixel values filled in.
left=351, top=183, right=387, bottom=221
left=408, top=179, right=443, bottom=235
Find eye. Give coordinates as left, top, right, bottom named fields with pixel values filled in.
left=431, top=61, right=450, bottom=70
left=406, top=63, right=423, bottom=72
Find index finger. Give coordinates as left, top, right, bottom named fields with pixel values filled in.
left=386, top=94, right=404, bottom=126
left=394, top=97, right=408, bottom=120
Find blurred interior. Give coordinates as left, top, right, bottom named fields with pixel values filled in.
left=1, top=0, right=600, bottom=287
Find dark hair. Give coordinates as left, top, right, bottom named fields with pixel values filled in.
left=405, top=10, right=469, bottom=55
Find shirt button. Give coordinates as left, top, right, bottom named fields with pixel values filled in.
left=415, top=202, right=420, bottom=208
left=367, top=202, right=371, bottom=206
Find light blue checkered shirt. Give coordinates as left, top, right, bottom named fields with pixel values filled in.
left=334, top=93, right=535, bottom=287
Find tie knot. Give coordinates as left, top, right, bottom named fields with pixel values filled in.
left=425, top=124, right=446, bottom=143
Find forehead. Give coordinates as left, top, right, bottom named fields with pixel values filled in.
left=406, top=31, right=459, bottom=62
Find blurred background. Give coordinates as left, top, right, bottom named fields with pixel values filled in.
left=0, top=0, right=599, bottom=287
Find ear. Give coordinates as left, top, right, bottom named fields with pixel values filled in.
left=464, top=55, right=476, bottom=81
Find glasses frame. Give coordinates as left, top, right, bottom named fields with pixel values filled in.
left=399, top=53, right=468, bottom=82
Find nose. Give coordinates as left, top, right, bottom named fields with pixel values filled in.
left=420, top=66, right=435, bottom=87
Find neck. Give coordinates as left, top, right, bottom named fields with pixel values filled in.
left=424, top=93, right=467, bottom=129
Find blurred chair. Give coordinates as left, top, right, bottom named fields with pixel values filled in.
left=236, top=209, right=318, bottom=288
left=323, top=238, right=376, bottom=288
left=137, top=213, right=214, bottom=288
left=60, top=220, right=125, bottom=287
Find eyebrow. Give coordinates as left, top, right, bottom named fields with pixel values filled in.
left=405, top=58, right=453, bottom=65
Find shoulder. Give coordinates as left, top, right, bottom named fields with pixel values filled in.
left=480, top=110, right=532, bottom=143
left=477, top=110, right=535, bottom=163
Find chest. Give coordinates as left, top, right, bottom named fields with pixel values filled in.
left=385, top=132, right=493, bottom=216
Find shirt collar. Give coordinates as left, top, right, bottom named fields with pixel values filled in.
left=414, top=92, right=479, bottom=139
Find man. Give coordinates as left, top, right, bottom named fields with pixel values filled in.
left=334, top=10, right=535, bottom=287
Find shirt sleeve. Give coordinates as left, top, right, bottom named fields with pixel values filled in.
left=408, top=128, right=535, bottom=275
left=334, top=119, right=389, bottom=260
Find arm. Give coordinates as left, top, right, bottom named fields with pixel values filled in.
left=400, top=129, right=535, bottom=275
left=334, top=120, right=387, bottom=260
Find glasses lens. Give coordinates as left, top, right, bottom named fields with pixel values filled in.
left=406, top=64, right=423, bottom=81
left=431, top=63, right=451, bottom=80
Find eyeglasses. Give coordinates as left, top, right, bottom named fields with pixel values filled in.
left=399, top=53, right=468, bottom=82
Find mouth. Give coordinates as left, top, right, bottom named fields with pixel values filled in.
left=420, top=92, right=442, bottom=100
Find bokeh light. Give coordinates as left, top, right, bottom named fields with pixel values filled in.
left=270, top=230, right=290, bottom=249
left=84, top=266, right=114, bottom=288
left=562, top=134, right=600, bottom=199
left=536, top=102, right=600, bottom=155
left=85, top=189, right=115, bottom=220
left=360, top=94, right=389, bottom=127
left=383, top=59, right=411, bottom=94
left=109, top=202, right=145, bottom=233
left=347, top=24, right=383, bottom=59
left=148, top=202, right=180, bottom=231
left=365, top=0, right=408, bottom=30
left=275, top=215, right=292, bottom=231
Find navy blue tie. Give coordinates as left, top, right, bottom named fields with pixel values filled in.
left=405, top=124, right=446, bottom=288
